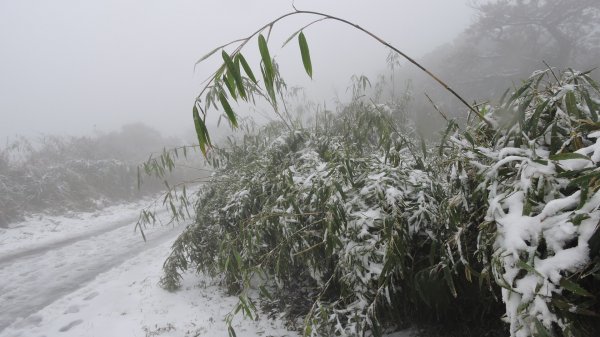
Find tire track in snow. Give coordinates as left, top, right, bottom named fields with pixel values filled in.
left=0, top=215, right=140, bottom=267
left=0, top=219, right=184, bottom=333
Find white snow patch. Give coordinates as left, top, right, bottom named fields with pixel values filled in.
left=0, top=238, right=297, bottom=337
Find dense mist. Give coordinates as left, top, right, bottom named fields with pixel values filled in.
left=0, top=0, right=475, bottom=139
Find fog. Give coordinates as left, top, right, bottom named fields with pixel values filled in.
left=0, top=0, right=475, bottom=139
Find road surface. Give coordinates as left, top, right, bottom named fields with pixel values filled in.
left=0, top=211, right=182, bottom=333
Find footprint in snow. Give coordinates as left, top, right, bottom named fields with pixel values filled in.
left=83, top=291, right=99, bottom=301
left=63, top=305, right=80, bottom=314
left=59, top=319, right=83, bottom=332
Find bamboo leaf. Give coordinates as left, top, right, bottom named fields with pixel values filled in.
left=565, top=91, right=581, bottom=119
left=222, top=74, right=237, bottom=100
left=533, top=318, right=552, bottom=337
left=560, top=277, right=594, bottom=298
left=193, top=105, right=210, bottom=156
left=303, top=323, right=312, bottom=337
left=261, top=64, right=277, bottom=105
left=511, top=79, right=533, bottom=101
left=298, top=32, right=312, bottom=78
left=169, top=201, right=177, bottom=218
left=219, top=93, right=238, bottom=128
left=228, top=325, right=237, bottom=337
left=525, top=99, right=549, bottom=135
left=549, top=152, right=591, bottom=161
left=222, top=50, right=246, bottom=100
left=258, top=34, right=273, bottom=82
left=569, top=171, right=600, bottom=188
left=236, top=53, right=257, bottom=84
left=214, top=64, right=227, bottom=82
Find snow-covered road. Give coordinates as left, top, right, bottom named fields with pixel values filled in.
left=0, top=213, right=179, bottom=332
left=0, top=201, right=297, bottom=337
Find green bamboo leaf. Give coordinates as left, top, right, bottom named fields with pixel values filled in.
left=511, top=79, right=533, bottom=101
left=560, top=277, right=594, bottom=298
left=222, top=50, right=246, bottom=100
left=235, top=53, right=257, bottom=84
left=192, top=105, right=210, bottom=156
left=219, top=93, right=238, bottom=128
left=303, top=323, right=312, bottom=337
left=517, top=298, right=532, bottom=313
left=258, top=34, right=273, bottom=82
left=298, top=32, right=312, bottom=78
left=570, top=213, right=590, bottom=226
left=464, top=132, right=475, bottom=146
left=214, top=64, right=227, bottom=82
left=232, top=67, right=247, bottom=101
left=569, top=171, right=600, bottom=188
left=533, top=318, right=552, bottom=337
left=565, top=91, right=581, bottom=119
left=549, top=152, right=591, bottom=161
left=573, top=307, right=600, bottom=317
left=222, top=74, right=237, bottom=100
left=241, top=298, right=253, bottom=318
left=525, top=99, right=549, bottom=135
left=228, top=325, right=237, bottom=337
left=260, top=64, right=277, bottom=105
left=169, top=200, right=177, bottom=218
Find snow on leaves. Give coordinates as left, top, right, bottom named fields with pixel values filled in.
left=451, top=70, right=600, bottom=337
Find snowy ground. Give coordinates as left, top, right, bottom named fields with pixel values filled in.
left=0, top=199, right=298, bottom=337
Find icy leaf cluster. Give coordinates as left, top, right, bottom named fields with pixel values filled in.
left=450, top=70, right=600, bottom=336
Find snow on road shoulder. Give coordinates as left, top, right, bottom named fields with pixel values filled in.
left=0, top=198, right=152, bottom=257
left=1, top=237, right=299, bottom=337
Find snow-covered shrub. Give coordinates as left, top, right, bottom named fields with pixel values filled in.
left=162, top=70, right=599, bottom=336
left=161, top=100, right=506, bottom=336
left=448, top=70, right=600, bottom=337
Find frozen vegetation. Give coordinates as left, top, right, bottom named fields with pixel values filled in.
left=0, top=124, right=200, bottom=227
left=158, top=70, right=600, bottom=337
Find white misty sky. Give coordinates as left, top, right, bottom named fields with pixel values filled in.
left=0, top=0, right=474, bottom=140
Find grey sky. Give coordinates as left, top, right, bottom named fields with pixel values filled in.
left=0, top=0, right=474, bottom=140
